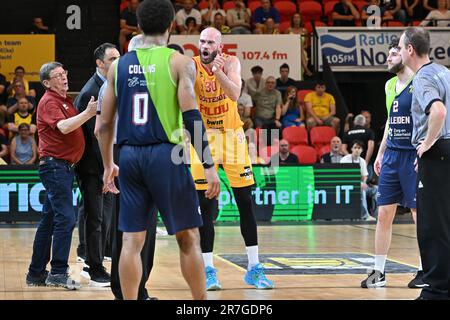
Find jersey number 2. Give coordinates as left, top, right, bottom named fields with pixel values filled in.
left=133, top=93, right=148, bottom=125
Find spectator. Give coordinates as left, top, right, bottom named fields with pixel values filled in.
left=321, top=136, right=345, bottom=163
left=404, top=0, right=427, bottom=21
left=284, top=13, right=313, bottom=78
left=342, top=114, right=375, bottom=166
left=176, top=0, right=202, bottom=34
left=184, top=17, right=201, bottom=35
left=304, top=80, right=340, bottom=134
left=6, top=81, right=36, bottom=116
left=26, top=61, right=97, bottom=289
left=119, top=0, right=140, bottom=53
left=280, top=86, right=305, bottom=128
left=385, top=0, right=407, bottom=25
left=0, top=72, right=7, bottom=124
left=260, top=17, right=279, bottom=34
left=213, top=13, right=231, bottom=34
left=7, top=66, right=36, bottom=98
left=332, top=0, right=360, bottom=26
left=201, top=0, right=226, bottom=26
left=420, top=0, right=450, bottom=26
left=340, top=140, right=377, bottom=221
left=237, top=79, right=254, bottom=130
left=0, top=134, right=8, bottom=164
left=361, top=109, right=372, bottom=129
left=252, top=0, right=281, bottom=32
left=29, top=17, right=50, bottom=34
left=227, top=0, right=252, bottom=34
left=248, top=142, right=265, bottom=164
left=423, top=0, right=439, bottom=12
left=245, top=65, right=265, bottom=101
left=254, top=76, right=282, bottom=130
left=7, top=96, right=37, bottom=137
left=276, top=63, right=297, bottom=98
left=361, top=0, right=394, bottom=26
left=9, top=123, right=37, bottom=165
left=270, top=139, right=299, bottom=165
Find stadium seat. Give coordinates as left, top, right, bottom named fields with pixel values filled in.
left=412, top=20, right=422, bottom=26
left=290, top=145, right=317, bottom=164
left=305, top=20, right=327, bottom=34
left=259, top=145, right=277, bottom=163
left=318, top=144, right=331, bottom=158
left=197, top=1, right=210, bottom=10
left=352, top=0, right=367, bottom=13
left=282, top=126, right=309, bottom=146
left=223, top=1, right=236, bottom=11
left=385, top=20, right=404, bottom=26
left=248, top=1, right=261, bottom=13
left=120, top=1, right=129, bottom=12
left=310, top=126, right=336, bottom=152
left=324, top=1, right=338, bottom=24
left=274, top=1, right=298, bottom=23
left=279, top=20, right=291, bottom=33
left=299, top=1, right=323, bottom=23
left=297, top=89, right=313, bottom=105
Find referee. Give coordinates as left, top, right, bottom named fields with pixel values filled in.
left=399, top=27, right=450, bottom=300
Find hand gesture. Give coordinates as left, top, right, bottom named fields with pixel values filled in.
left=211, top=53, right=226, bottom=73
left=86, top=96, right=98, bottom=117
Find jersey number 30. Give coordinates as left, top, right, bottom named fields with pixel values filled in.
left=133, top=93, right=148, bottom=125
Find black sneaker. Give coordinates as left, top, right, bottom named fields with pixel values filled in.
left=408, top=271, right=429, bottom=288
left=361, top=270, right=386, bottom=288
left=80, top=265, right=90, bottom=280
left=26, top=270, right=49, bottom=287
left=45, top=272, right=81, bottom=290
left=89, top=267, right=111, bottom=287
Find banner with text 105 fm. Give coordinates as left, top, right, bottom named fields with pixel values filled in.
left=0, top=35, right=55, bottom=81
left=169, top=35, right=302, bottom=81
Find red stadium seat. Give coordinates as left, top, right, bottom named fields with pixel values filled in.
left=385, top=20, right=404, bottom=26
left=297, top=89, right=313, bottom=105
left=299, top=1, right=323, bottom=23
left=223, top=1, right=236, bottom=11
left=259, top=145, right=277, bottom=163
left=290, top=145, right=317, bottom=164
left=197, top=1, right=210, bottom=10
left=120, top=1, right=129, bottom=12
left=310, top=126, right=336, bottom=152
left=279, top=20, right=292, bottom=33
left=318, top=144, right=331, bottom=158
left=352, top=0, right=367, bottom=13
left=412, top=20, right=422, bottom=26
left=305, top=20, right=327, bottom=33
left=282, top=126, right=309, bottom=146
left=274, top=1, right=298, bottom=23
left=324, top=1, right=338, bottom=23
left=248, top=1, right=261, bottom=13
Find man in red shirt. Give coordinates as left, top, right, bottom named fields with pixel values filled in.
left=26, top=62, right=97, bottom=289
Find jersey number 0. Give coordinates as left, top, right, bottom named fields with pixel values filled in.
left=133, top=93, right=148, bottom=125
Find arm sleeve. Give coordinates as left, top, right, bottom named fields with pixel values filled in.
left=414, top=75, right=442, bottom=115
left=329, top=94, right=336, bottom=105
left=360, top=158, right=369, bottom=177
left=42, top=102, right=67, bottom=130
left=273, top=8, right=281, bottom=23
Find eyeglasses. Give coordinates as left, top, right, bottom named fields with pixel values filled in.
left=50, top=70, right=68, bottom=80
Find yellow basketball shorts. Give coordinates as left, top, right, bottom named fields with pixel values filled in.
left=190, top=127, right=255, bottom=190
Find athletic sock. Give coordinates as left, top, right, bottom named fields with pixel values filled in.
left=202, top=252, right=214, bottom=269
left=418, top=256, right=423, bottom=271
left=374, top=255, right=387, bottom=273
left=246, top=246, right=259, bottom=270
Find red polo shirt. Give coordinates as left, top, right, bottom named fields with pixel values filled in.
left=37, top=89, right=85, bottom=164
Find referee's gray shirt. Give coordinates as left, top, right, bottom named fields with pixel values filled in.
left=411, top=62, right=450, bottom=147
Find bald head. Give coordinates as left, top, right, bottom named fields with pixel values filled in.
left=199, top=27, right=223, bottom=64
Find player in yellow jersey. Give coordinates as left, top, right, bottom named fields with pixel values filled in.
left=190, top=27, right=274, bottom=290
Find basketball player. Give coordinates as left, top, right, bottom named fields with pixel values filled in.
left=361, top=38, right=426, bottom=289
left=97, top=0, right=220, bottom=300
left=190, top=27, right=274, bottom=290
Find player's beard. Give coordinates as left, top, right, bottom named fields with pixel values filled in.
left=200, top=49, right=218, bottom=65
left=388, top=61, right=404, bottom=74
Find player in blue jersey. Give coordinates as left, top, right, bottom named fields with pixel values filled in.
left=361, top=38, right=426, bottom=289
left=97, top=0, right=220, bottom=300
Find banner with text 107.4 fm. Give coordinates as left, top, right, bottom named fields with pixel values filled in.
left=0, top=35, right=55, bottom=81
left=0, top=164, right=361, bottom=222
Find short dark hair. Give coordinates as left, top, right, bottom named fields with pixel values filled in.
left=214, top=12, right=224, bottom=18
left=389, top=37, right=399, bottom=50
left=39, top=62, right=64, bottom=84
left=352, top=140, right=365, bottom=151
left=15, top=66, right=25, bottom=72
left=316, top=79, right=325, bottom=86
left=137, top=0, right=175, bottom=36
left=280, top=63, right=289, bottom=71
left=403, top=27, right=430, bottom=57
left=185, top=16, right=196, bottom=26
left=94, top=43, right=117, bottom=62
left=251, top=65, right=263, bottom=74
left=168, top=43, right=184, bottom=54
left=18, top=123, right=30, bottom=131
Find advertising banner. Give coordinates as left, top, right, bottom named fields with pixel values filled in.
left=0, top=35, right=55, bottom=81
left=169, top=35, right=302, bottom=80
left=316, top=27, right=450, bottom=71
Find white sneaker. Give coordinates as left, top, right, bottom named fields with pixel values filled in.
left=363, top=215, right=376, bottom=221
left=103, top=256, right=112, bottom=262
left=76, top=256, right=85, bottom=263
left=156, top=227, right=168, bottom=236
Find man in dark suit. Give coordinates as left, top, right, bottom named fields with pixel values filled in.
left=74, top=43, right=120, bottom=286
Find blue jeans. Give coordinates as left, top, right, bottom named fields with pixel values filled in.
left=28, top=159, right=77, bottom=276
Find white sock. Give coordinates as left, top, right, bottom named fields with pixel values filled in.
left=374, top=255, right=387, bottom=273
left=418, top=256, right=423, bottom=271
left=202, top=252, right=214, bottom=268
left=246, top=246, right=259, bottom=270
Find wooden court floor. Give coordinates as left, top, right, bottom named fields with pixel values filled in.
left=0, top=222, right=422, bottom=300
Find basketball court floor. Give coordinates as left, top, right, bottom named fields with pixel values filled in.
left=0, top=219, right=421, bottom=300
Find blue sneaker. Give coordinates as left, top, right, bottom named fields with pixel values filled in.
left=205, top=266, right=221, bottom=291
left=244, top=263, right=274, bottom=289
